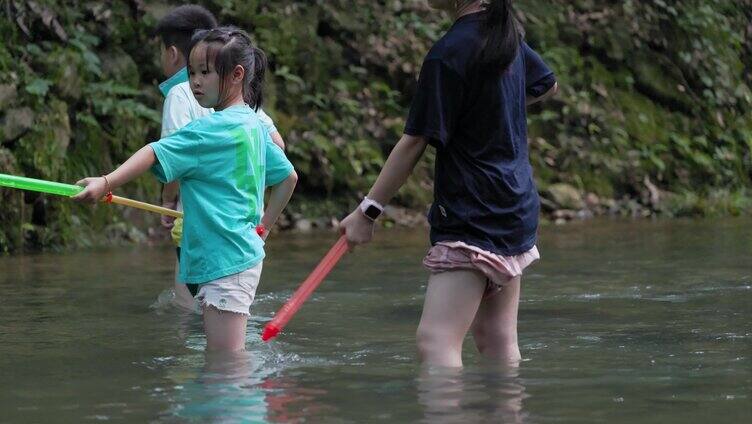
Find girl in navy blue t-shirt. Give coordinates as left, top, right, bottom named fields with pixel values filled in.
left=341, top=0, right=558, bottom=367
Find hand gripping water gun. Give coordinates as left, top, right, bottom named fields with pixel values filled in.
left=261, top=235, right=348, bottom=342
left=0, top=173, right=181, bottom=218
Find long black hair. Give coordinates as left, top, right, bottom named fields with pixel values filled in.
left=478, top=0, right=520, bottom=74
left=189, top=26, right=267, bottom=110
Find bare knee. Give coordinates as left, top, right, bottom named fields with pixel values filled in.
left=416, top=325, right=442, bottom=353
left=416, top=325, right=461, bottom=359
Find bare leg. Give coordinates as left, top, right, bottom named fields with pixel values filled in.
left=203, top=306, right=248, bottom=352
left=416, top=270, right=486, bottom=367
left=471, top=276, right=522, bottom=364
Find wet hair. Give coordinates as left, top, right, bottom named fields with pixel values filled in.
left=477, top=0, right=520, bottom=74
left=189, top=26, right=267, bottom=110
left=154, top=5, right=218, bottom=59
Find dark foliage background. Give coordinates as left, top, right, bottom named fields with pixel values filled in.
left=1, top=0, right=750, bottom=252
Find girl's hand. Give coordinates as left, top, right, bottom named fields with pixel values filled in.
left=339, top=209, right=375, bottom=247
left=161, top=201, right=177, bottom=229
left=256, top=224, right=270, bottom=241
left=72, top=177, right=108, bottom=203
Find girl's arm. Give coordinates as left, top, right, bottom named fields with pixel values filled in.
left=73, top=145, right=157, bottom=203
left=339, top=134, right=428, bottom=245
left=260, top=171, right=298, bottom=240
left=526, top=81, right=558, bottom=106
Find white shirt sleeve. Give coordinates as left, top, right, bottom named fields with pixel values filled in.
left=161, top=90, right=194, bottom=138
left=256, top=108, right=279, bottom=135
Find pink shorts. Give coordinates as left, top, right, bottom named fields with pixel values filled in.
left=423, top=241, right=539, bottom=297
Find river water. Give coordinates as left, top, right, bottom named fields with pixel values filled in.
left=1, top=218, right=750, bottom=422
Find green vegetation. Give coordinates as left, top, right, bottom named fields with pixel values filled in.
left=1, top=0, right=750, bottom=252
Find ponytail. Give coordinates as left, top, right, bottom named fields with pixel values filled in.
left=247, top=47, right=267, bottom=111
left=479, top=0, right=520, bottom=74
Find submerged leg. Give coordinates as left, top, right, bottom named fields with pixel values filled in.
left=416, top=269, right=486, bottom=367
left=471, top=276, right=522, bottom=364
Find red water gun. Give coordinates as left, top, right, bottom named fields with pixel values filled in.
left=262, top=236, right=348, bottom=341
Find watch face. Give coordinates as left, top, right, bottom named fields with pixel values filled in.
left=364, top=205, right=381, bottom=220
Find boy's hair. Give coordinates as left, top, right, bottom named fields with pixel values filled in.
left=154, top=5, right=218, bottom=59
left=189, top=26, right=267, bottom=111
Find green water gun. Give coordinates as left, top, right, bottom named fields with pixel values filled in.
left=0, top=173, right=182, bottom=218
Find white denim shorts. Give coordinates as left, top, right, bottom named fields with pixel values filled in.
left=195, top=262, right=263, bottom=316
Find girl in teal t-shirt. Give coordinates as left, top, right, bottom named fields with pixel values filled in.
left=74, top=27, right=297, bottom=352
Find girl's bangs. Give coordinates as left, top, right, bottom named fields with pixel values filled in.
left=188, top=40, right=223, bottom=72
left=203, top=42, right=224, bottom=72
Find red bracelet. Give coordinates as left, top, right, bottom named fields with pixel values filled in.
left=256, top=224, right=266, bottom=236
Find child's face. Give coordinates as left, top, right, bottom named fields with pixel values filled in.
left=188, top=42, right=221, bottom=108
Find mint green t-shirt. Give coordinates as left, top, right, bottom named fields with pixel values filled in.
left=150, top=104, right=294, bottom=284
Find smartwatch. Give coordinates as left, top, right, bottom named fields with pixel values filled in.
left=359, top=197, right=384, bottom=222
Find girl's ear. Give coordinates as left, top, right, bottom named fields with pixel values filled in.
left=232, top=64, right=245, bottom=84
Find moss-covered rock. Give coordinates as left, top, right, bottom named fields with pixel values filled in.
left=546, top=183, right=585, bottom=210
left=2, top=107, right=34, bottom=142
left=0, top=83, right=18, bottom=106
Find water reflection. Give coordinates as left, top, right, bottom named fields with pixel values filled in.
left=168, top=351, right=268, bottom=423
left=418, top=365, right=528, bottom=423
left=162, top=349, right=335, bottom=423
left=263, top=377, right=334, bottom=423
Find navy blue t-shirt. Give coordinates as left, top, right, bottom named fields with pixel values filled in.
left=405, top=12, right=556, bottom=256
